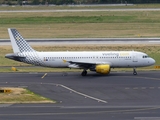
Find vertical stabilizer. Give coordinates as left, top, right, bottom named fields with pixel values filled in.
left=8, top=28, right=35, bottom=53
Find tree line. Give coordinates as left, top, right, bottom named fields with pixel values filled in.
left=34, top=0, right=160, bottom=5
left=2, top=0, right=160, bottom=5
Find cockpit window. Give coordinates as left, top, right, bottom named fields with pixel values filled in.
left=142, top=55, right=149, bottom=58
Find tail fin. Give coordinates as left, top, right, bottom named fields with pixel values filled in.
left=8, top=28, right=35, bottom=53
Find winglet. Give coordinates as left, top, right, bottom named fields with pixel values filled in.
left=8, top=28, right=35, bottom=53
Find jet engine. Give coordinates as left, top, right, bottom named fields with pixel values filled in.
left=95, top=64, right=110, bottom=74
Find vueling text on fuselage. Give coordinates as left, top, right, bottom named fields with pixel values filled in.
left=102, top=52, right=130, bottom=57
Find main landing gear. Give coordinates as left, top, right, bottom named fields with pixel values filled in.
left=133, top=68, right=137, bottom=75
left=81, top=70, right=87, bottom=76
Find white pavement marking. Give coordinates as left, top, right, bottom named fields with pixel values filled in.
left=125, top=87, right=160, bottom=90
left=133, top=87, right=138, bottom=90
left=134, top=117, right=160, bottom=120
left=149, top=87, right=154, bottom=89
left=41, top=73, right=47, bottom=79
left=149, top=41, right=160, bottom=43
left=125, top=87, right=130, bottom=89
left=59, top=84, right=107, bottom=103
left=141, top=87, right=146, bottom=89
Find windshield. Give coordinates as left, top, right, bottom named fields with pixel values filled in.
left=142, top=55, right=150, bottom=58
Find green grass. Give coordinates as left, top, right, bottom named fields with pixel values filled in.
left=0, top=16, right=137, bottom=24
left=0, top=87, right=55, bottom=103
left=0, top=10, right=160, bottom=38
left=0, top=11, right=160, bottom=24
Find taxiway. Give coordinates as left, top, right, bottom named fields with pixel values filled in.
left=0, top=71, right=160, bottom=120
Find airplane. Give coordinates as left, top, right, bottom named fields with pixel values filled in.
left=5, top=28, right=155, bottom=76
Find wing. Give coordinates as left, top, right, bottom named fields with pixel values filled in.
left=63, top=60, right=112, bottom=69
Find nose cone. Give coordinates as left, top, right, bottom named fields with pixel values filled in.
left=150, top=58, right=155, bottom=65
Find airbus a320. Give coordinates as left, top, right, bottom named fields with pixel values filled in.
left=5, top=28, right=155, bottom=76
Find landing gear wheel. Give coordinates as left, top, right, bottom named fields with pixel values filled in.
left=81, top=70, right=87, bottom=76
left=133, top=68, right=137, bottom=75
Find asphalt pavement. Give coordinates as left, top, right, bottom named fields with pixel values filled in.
left=0, top=71, right=160, bottom=120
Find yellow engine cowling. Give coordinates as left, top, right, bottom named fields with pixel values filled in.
left=95, top=64, right=110, bottom=74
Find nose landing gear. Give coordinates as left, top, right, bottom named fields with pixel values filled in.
left=133, top=68, right=137, bottom=75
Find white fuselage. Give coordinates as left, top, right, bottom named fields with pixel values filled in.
left=19, top=51, right=155, bottom=68
left=6, top=28, right=156, bottom=76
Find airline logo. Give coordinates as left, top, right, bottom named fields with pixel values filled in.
left=102, top=52, right=130, bottom=57
left=119, top=53, right=130, bottom=56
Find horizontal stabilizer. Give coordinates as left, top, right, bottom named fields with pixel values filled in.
left=5, top=53, right=26, bottom=60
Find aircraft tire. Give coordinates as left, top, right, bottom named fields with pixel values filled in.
left=81, top=70, right=87, bottom=76
left=133, top=71, right=137, bottom=75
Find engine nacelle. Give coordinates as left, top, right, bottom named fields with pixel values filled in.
left=95, top=64, right=110, bottom=74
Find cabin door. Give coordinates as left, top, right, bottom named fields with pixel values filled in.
left=133, top=52, right=138, bottom=62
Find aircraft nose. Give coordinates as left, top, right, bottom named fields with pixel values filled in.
left=150, top=58, right=155, bottom=65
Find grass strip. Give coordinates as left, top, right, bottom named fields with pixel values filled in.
left=0, top=87, right=55, bottom=103
left=0, top=10, right=160, bottom=38
left=1, top=11, right=160, bottom=24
